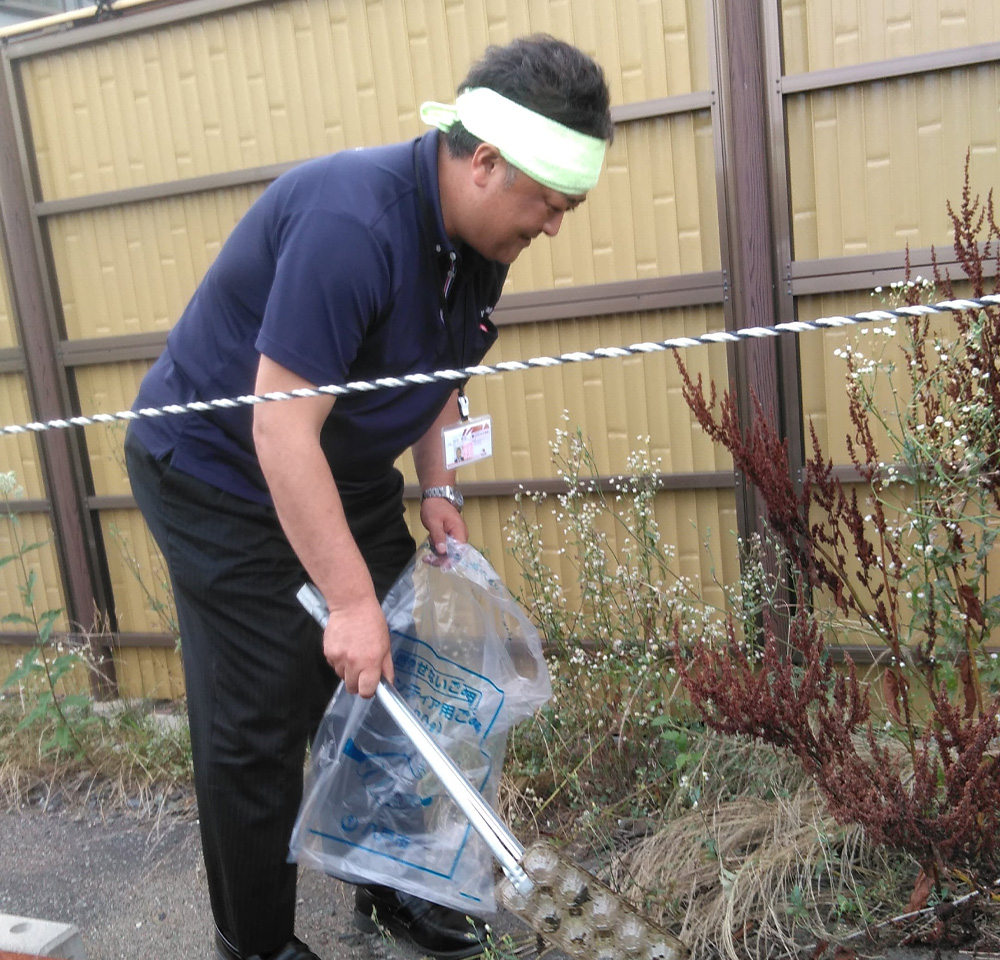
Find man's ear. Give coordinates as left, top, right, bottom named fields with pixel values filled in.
left=470, top=142, right=503, bottom=188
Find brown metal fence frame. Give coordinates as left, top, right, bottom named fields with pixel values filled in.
left=0, top=51, right=115, bottom=691
left=0, top=0, right=995, bottom=676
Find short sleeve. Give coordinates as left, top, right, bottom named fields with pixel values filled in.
left=255, top=209, right=390, bottom=387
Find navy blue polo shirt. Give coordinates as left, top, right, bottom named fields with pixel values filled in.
left=131, top=131, right=505, bottom=504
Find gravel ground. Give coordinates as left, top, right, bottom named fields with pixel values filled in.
left=0, top=800, right=534, bottom=960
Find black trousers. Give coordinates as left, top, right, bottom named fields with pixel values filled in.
left=124, top=429, right=415, bottom=957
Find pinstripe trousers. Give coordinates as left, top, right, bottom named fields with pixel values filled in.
left=124, top=428, right=415, bottom=958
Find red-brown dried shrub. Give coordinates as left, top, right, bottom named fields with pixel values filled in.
left=674, top=156, right=1000, bottom=886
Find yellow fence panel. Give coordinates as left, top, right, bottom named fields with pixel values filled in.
left=0, top=374, right=46, bottom=500
left=0, top=644, right=31, bottom=684
left=44, top=123, right=716, bottom=323
left=798, top=290, right=897, bottom=465
left=113, top=646, right=185, bottom=701
left=44, top=126, right=717, bottom=338
left=101, top=504, right=184, bottom=699
left=49, top=187, right=264, bottom=342
left=73, top=363, right=185, bottom=700
left=0, top=511, right=70, bottom=637
left=76, top=365, right=186, bottom=701
left=394, top=303, right=738, bottom=632
left=798, top=282, right=977, bottom=465
left=74, top=361, right=151, bottom=497
left=21, top=0, right=711, bottom=203
left=0, top=642, right=90, bottom=698
left=503, top=112, right=719, bottom=294
left=404, top=485, right=739, bottom=630
left=0, top=258, right=16, bottom=350
left=787, top=65, right=1000, bottom=261
left=102, top=506, right=175, bottom=636
left=781, top=0, right=999, bottom=75
left=397, top=306, right=732, bottom=487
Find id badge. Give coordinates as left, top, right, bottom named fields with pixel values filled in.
left=442, top=414, right=493, bottom=470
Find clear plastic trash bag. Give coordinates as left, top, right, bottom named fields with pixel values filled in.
left=290, top=537, right=551, bottom=915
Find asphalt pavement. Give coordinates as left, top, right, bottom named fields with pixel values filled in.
left=0, top=800, right=532, bottom=960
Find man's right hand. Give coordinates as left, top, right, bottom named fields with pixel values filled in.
left=322, top=594, right=394, bottom=698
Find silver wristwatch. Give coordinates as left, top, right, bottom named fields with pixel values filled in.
left=421, top=485, right=464, bottom=512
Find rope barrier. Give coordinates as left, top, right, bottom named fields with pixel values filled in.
left=3, top=294, right=999, bottom=438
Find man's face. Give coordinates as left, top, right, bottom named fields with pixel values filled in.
left=468, top=160, right=586, bottom=265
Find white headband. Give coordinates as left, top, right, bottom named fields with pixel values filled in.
left=420, top=87, right=607, bottom=195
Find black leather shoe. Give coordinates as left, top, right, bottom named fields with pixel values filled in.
left=215, top=930, right=322, bottom=960
left=354, top=884, right=489, bottom=959
left=215, top=930, right=240, bottom=960
left=259, top=940, right=322, bottom=960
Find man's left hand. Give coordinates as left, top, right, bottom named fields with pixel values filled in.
left=420, top=497, right=467, bottom=555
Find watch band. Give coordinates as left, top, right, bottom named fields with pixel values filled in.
left=421, top=485, right=464, bottom=512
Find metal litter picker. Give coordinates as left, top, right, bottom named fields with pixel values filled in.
left=297, top=583, right=689, bottom=960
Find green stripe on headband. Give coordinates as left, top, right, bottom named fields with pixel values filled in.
left=420, top=87, right=607, bottom=196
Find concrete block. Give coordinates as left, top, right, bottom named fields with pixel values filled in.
left=0, top=914, right=86, bottom=959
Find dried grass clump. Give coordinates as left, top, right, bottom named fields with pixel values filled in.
left=613, top=782, right=889, bottom=960
left=0, top=698, right=194, bottom=818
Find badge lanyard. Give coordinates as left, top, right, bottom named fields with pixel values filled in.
left=413, top=141, right=493, bottom=470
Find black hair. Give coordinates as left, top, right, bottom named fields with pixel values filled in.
left=445, top=34, right=613, bottom=160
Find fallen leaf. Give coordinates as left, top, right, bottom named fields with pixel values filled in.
left=907, top=867, right=933, bottom=913
left=731, top=920, right=755, bottom=943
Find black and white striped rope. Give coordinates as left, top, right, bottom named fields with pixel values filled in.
left=3, top=293, right=999, bottom=438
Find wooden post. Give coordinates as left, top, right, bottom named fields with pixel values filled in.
left=710, top=0, right=797, bottom=640
left=0, top=52, right=116, bottom=696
